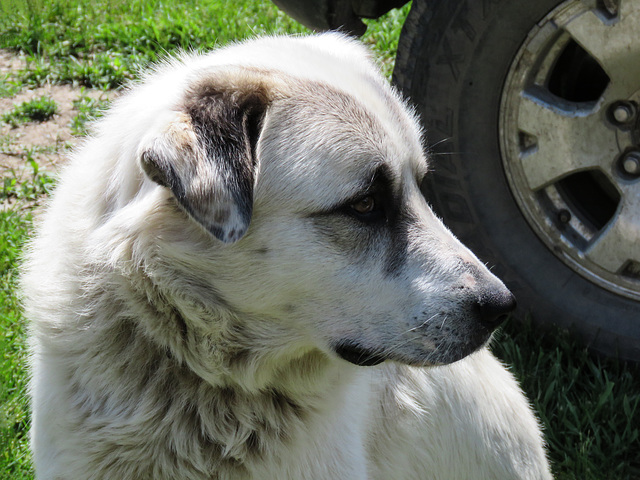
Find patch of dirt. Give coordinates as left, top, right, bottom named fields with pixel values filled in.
left=0, top=50, right=113, bottom=210
left=0, top=49, right=25, bottom=73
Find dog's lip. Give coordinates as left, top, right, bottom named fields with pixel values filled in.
left=334, top=341, right=387, bottom=367
left=332, top=321, right=497, bottom=368
left=333, top=331, right=493, bottom=368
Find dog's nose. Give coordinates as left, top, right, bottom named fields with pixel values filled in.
left=477, top=291, right=517, bottom=329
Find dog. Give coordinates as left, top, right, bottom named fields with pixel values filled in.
left=23, top=33, right=552, bottom=479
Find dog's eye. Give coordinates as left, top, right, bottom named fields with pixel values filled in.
left=350, top=196, right=376, bottom=215
left=346, top=194, right=385, bottom=223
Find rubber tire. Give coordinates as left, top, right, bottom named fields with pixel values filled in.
left=392, top=0, right=640, bottom=362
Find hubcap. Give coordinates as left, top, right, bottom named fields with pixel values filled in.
left=500, top=0, right=640, bottom=300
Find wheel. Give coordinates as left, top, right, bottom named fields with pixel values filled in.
left=393, top=0, right=640, bottom=361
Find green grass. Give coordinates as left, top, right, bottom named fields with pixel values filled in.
left=0, top=1, right=639, bottom=479
left=1, top=96, right=57, bottom=126
left=0, top=74, right=22, bottom=98
left=1, top=152, right=56, bottom=202
left=0, top=210, right=33, bottom=480
left=493, top=320, right=640, bottom=479
left=0, top=0, right=310, bottom=89
left=361, top=5, right=409, bottom=78
left=69, top=90, right=110, bottom=136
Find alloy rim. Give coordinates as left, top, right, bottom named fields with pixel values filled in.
left=500, top=0, right=640, bottom=300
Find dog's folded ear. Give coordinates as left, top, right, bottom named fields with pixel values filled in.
left=139, top=70, right=273, bottom=243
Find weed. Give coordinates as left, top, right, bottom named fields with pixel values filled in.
left=70, top=90, right=110, bottom=136
left=1, top=150, right=56, bottom=202
left=0, top=74, right=22, bottom=98
left=2, top=96, right=58, bottom=127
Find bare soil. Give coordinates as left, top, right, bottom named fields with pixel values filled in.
left=0, top=50, right=113, bottom=210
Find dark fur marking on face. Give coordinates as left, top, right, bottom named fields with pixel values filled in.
left=384, top=205, right=412, bottom=277
left=309, top=163, right=410, bottom=276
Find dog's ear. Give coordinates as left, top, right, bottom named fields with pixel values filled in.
left=140, top=71, right=273, bottom=244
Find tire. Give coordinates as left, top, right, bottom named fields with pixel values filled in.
left=393, top=0, right=640, bottom=361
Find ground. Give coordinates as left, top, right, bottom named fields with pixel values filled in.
left=0, top=50, right=112, bottom=211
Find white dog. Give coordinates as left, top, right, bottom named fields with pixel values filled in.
left=23, top=33, right=552, bottom=479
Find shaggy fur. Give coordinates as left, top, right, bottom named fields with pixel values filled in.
left=23, top=33, right=552, bottom=479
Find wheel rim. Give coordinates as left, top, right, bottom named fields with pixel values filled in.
left=500, top=0, right=640, bottom=301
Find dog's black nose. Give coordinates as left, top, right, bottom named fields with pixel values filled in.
left=477, top=291, right=517, bottom=329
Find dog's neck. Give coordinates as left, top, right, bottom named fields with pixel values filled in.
left=64, top=262, right=361, bottom=473
left=122, top=262, right=341, bottom=391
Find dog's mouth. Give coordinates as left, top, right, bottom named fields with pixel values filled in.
left=334, top=341, right=386, bottom=367
left=333, top=332, right=493, bottom=368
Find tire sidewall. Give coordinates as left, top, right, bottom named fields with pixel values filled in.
left=394, top=0, right=640, bottom=360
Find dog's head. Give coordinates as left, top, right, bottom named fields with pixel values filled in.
left=137, top=34, right=515, bottom=368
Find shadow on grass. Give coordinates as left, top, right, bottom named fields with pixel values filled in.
left=493, top=316, right=640, bottom=480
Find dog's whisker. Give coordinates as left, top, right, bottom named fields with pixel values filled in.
left=427, top=136, right=453, bottom=149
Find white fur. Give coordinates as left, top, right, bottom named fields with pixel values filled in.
left=23, top=33, right=552, bottom=479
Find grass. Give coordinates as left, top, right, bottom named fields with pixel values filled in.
left=0, top=1, right=639, bottom=479
left=1, top=152, right=56, bottom=202
left=0, top=210, right=32, bottom=480
left=1, top=96, right=57, bottom=126
left=0, top=0, right=310, bottom=89
left=493, top=320, right=640, bottom=479
left=0, top=74, right=22, bottom=98
left=69, top=90, right=109, bottom=136
left=0, top=0, right=407, bottom=89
